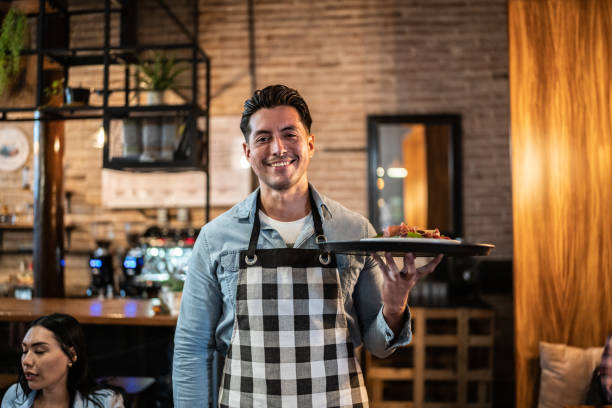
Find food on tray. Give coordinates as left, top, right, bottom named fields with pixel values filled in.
left=380, top=222, right=453, bottom=240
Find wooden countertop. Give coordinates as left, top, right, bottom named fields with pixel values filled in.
left=0, top=298, right=177, bottom=327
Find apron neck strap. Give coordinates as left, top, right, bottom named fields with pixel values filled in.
left=308, top=186, right=326, bottom=243
left=247, top=185, right=326, bottom=254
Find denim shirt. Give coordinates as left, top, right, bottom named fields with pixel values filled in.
left=173, top=185, right=412, bottom=407
left=1, top=384, right=124, bottom=408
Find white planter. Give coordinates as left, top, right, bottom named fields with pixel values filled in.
left=147, top=91, right=164, bottom=105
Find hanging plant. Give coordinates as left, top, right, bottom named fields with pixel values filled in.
left=0, top=8, right=27, bottom=95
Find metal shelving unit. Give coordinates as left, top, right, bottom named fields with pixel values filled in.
left=0, top=224, right=77, bottom=251
left=0, top=0, right=211, bottom=219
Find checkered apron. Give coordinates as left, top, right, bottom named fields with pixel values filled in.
left=218, top=190, right=369, bottom=408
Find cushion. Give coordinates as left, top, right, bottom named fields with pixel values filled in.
left=600, top=334, right=612, bottom=403
left=538, top=341, right=604, bottom=408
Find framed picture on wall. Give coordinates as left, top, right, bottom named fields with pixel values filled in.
left=367, top=114, right=463, bottom=239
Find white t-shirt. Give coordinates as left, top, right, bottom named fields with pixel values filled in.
left=258, top=210, right=312, bottom=246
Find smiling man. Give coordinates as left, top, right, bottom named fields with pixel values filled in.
left=172, top=85, right=442, bottom=407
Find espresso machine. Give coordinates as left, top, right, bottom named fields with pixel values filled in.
left=87, top=241, right=114, bottom=297
left=87, top=222, right=115, bottom=297
left=119, top=240, right=144, bottom=297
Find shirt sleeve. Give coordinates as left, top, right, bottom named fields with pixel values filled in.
left=1, top=384, right=18, bottom=408
left=90, top=389, right=125, bottom=408
left=1, top=384, right=32, bottom=408
left=110, top=391, right=125, bottom=408
left=173, top=229, right=223, bottom=408
left=354, top=222, right=412, bottom=358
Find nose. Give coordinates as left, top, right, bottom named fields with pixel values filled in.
left=22, top=351, right=33, bottom=367
left=270, top=135, right=287, bottom=156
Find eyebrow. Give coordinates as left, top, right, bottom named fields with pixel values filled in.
left=254, top=125, right=298, bottom=136
left=22, top=342, right=49, bottom=348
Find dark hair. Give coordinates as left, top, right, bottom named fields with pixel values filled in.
left=240, top=84, right=312, bottom=141
left=17, top=313, right=111, bottom=408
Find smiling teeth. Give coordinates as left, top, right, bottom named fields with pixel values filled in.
left=270, top=161, right=290, bottom=167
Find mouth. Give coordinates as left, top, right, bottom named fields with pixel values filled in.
left=265, top=157, right=296, bottom=168
left=24, top=372, right=37, bottom=381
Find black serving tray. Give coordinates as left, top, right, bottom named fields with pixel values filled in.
left=320, top=238, right=494, bottom=258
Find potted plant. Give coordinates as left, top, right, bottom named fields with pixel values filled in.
left=43, top=79, right=90, bottom=106
left=137, top=51, right=187, bottom=105
left=42, top=79, right=63, bottom=106
left=160, top=272, right=184, bottom=314
left=135, top=52, right=187, bottom=162
left=0, top=7, right=27, bottom=96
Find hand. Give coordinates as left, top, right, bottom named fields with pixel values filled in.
left=372, top=252, right=443, bottom=334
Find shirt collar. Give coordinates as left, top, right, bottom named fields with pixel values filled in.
left=234, top=183, right=332, bottom=223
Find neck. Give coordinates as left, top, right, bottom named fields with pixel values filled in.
left=259, top=180, right=311, bottom=221
left=36, top=385, right=70, bottom=408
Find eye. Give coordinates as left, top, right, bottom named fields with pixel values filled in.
left=255, top=136, right=269, bottom=143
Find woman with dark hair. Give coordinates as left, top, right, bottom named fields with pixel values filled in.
left=1, top=313, right=123, bottom=408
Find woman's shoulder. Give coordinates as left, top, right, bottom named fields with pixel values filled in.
left=2, top=385, right=124, bottom=408
left=1, top=384, right=34, bottom=408
left=77, top=388, right=124, bottom=408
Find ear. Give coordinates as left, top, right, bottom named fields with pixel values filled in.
left=242, top=141, right=251, bottom=161
left=308, top=133, right=315, bottom=158
left=68, top=347, right=77, bottom=363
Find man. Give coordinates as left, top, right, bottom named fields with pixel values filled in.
left=173, top=85, right=442, bottom=407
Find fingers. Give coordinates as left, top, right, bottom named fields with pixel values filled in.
left=385, top=252, right=403, bottom=281
left=401, top=252, right=416, bottom=276
left=375, top=252, right=444, bottom=283
left=373, top=253, right=397, bottom=282
left=376, top=252, right=415, bottom=282
left=416, top=254, right=444, bottom=278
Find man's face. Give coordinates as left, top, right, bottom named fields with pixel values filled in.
left=243, top=105, right=314, bottom=192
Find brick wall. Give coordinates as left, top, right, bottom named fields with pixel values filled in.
left=0, top=0, right=511, bottom=295
left=203, top=0, right=511, bottom=256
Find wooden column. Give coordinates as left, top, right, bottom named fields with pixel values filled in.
left=32, top=70, right=65, bottom=298
left=509, top=1, right=612, bottom=406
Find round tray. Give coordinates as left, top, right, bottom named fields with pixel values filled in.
left=320, top=238, right=494, bottom=257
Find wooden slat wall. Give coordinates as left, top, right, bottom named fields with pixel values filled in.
left=509, top=1, right=612, bottom=407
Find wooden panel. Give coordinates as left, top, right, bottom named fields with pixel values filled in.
left=509, top=1, right=612, bottom=407
left=0, top=298, right=177, bottom=326
left=402, top=124, right=428, bottom=227
left=425, top=125, right=450, bottom=232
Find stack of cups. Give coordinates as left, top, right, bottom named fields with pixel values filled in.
left=122, top=119, right=142, bottom=159
left=141, top=118, right=162, bottom=162
left=139, top=117, right=178, bottom=162
left=160, top=118, right=178, bottom=161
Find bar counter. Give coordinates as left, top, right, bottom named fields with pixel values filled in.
left=0, top=298, right=177, bottom=326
